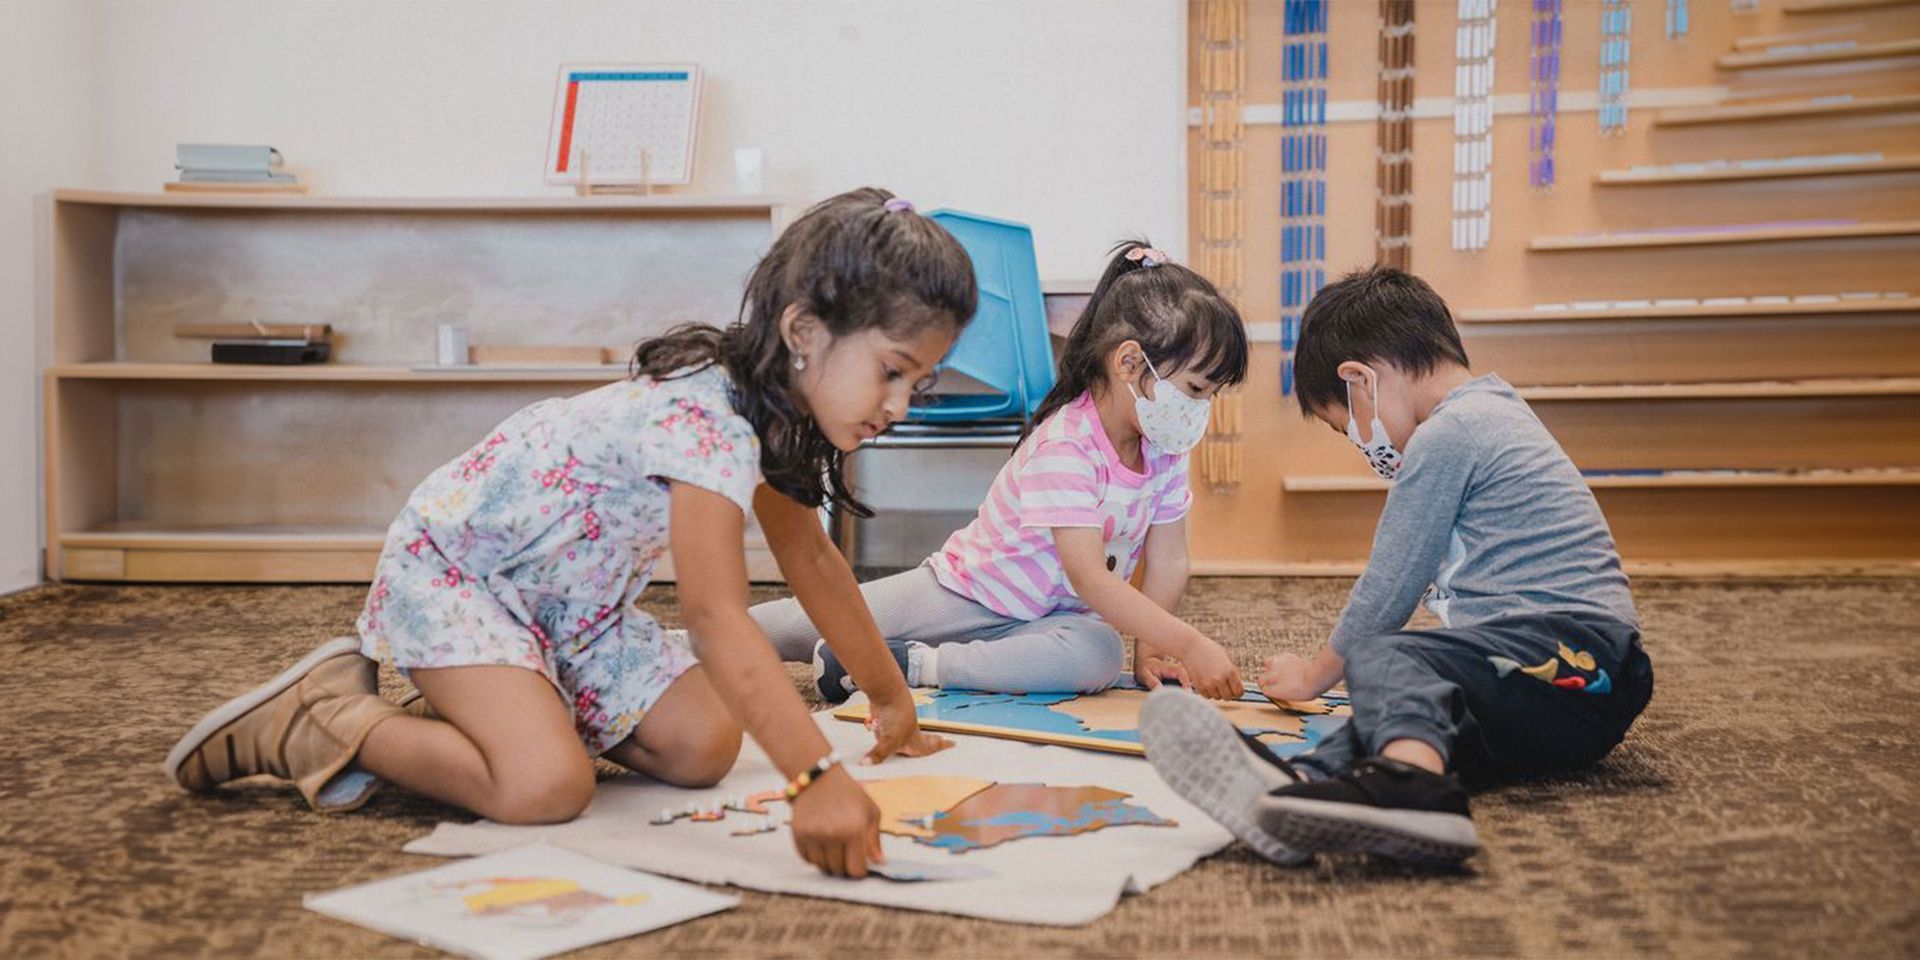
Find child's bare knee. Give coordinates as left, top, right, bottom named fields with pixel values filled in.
left=487, top=762, right=595, bottom=824
left=663, top=720, right=741, bottom=788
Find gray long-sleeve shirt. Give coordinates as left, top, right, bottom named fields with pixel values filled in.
left=1328, top=374, right=1638, bottom=655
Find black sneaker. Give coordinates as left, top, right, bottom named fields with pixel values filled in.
left=811, top=638, right=912, bottom=704
left=1255, top=756, right=1479, bottom=866
left=1140, top=687, right=1311, bottom=866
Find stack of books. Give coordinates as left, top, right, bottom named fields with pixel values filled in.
left=168, top=144, right=305, bottom=193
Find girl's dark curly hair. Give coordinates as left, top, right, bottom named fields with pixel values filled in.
left=1024, top=240, right=1249, bottom=441
left=630, top=187, right=977, bottom=517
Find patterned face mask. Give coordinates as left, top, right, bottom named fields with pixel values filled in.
left=1128, top=355, right=1212, bottom=456
left=1346, top=376, right=1403, bottom=481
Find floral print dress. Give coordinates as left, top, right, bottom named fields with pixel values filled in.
left=356, top=365, right=761, bottom=755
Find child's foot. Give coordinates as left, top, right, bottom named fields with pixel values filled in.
left=164, top=636, right=403, bottom=813
left=1140, top=687, right=1311, bottom=866
left=811, top=639, right=912, bottom=704
left=1255, top=756, right=1479, bottom=866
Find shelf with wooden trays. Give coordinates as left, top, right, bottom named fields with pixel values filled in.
left=1594, top=155, right=1920, bottom=185
left=1457, top=297, right=1920, bottom=323
left=1516, top=377, right=1920, bottom=401
left=1284, top=468, right=1920, bottom=494
left=1717, top=36, right=1920, bottom=69
left=1654, top=92, right=1920, bottom=126
left=1529, top=220, right=1920, bottom=251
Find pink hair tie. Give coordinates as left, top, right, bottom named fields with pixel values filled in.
left=884, top=198, right=916, bottom=213
left=1125, top=246, right=1171, bottom=267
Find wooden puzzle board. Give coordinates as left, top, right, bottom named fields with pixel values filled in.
left=831, top=683, right=1352, bottom=757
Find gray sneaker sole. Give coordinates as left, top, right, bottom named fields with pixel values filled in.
left=1255, top=795, right=1480, bottom=866
left=162, top=635, right=364, bottom=788
left=1140, top=688, right=1311, bottom=867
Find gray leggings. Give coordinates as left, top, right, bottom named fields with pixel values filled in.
left=749, top=565, right=1125, bottom=694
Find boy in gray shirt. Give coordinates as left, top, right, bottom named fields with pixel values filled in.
left=1142, top=267, right=1653, bottom=867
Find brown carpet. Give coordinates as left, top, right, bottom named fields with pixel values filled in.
left=1, top=577, right=1915, bottom=958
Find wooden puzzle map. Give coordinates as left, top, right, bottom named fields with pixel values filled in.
left=832, top=685, right=1352, bottom=757
left=653, top=774, right=1176, bottom=855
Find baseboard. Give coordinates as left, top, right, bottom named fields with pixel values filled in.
left=1190, top=559, right=1920, bottom=579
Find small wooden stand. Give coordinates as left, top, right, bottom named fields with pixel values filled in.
left=573, top=146, right=656, bottom=197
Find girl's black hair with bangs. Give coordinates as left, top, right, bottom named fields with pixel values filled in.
left=630, top=187, right=977, bottom=518
left=1024, top=239, right=1249, bottom=440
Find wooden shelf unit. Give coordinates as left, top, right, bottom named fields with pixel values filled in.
left=1516, top=377, right=1920, bottom=401
left=41, top=190, right=789, bottom=584
left=1784, top=0, right=1917, bottom=13
left=1595, top=155, right=1920, bottom=185
left=1181, top=0, right=1920, bottom=578
left=1529, top=219, right=1920, bottom=251
left=1655, top=92, right=1920, bottom=126
left=1458, top=298, right=1920, bottom=323
left=49, top=362, right=634, bottom=383
left=1716, top=36, right=1920, bottom=69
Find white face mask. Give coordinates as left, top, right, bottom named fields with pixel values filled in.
left=1346, top=376, right=1404, bottom=481
left=1128, top=355, right=1212, bottom=456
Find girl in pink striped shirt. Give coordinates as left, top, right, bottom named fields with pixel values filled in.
left=753, top=241, right=1251, bottom=700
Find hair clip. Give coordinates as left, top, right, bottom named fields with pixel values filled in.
left=883, top=197, right=916, bottom=213
left=1125, top=246, right=1170, bottom=267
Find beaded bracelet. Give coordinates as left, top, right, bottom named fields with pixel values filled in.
left=783, top=750, right=845, bottom=801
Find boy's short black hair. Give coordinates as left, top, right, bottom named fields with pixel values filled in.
left=1292, top=266, right=1470, bottom=416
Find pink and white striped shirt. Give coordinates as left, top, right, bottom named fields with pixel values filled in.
left=928, top=392, right=1193, bottom=620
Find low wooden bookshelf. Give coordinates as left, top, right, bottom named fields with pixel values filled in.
left=41, top=190, right=789, bottom=583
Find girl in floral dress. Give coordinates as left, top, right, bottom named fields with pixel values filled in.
left=166, top=188, right=972, bottom=879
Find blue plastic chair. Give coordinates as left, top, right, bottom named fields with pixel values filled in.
left=832, top=209, right=1056, bottom=564
left=909, top=209, right=1054, bottom=424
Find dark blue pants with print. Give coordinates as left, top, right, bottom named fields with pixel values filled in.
left=1294, top=612, right=1654, bottom=783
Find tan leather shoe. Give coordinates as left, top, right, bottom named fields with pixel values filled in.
left=396, top=688, right=441, bottom=721
left=164, top=637, right=401, bottom=813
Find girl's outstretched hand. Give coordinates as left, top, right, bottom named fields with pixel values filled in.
left=862, top=691, right=954, bottom=765
left=789, top=765, right=884, bottom=878
left=1183, top=635, right=1246, bottom=700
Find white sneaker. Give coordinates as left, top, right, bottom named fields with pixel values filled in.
left=1140, top=687, right=1311, bottom=866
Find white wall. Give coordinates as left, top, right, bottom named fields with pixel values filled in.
left=1, top=1, right=97, bottom=593
left=92, top=0, right=1189, bottom=279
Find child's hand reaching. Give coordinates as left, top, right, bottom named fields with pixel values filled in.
left=1182, top=635, right=1245, bottom=700
left=1260, top=651, right=1327, bottom=703
left=862, top=689, right=953, bottom=765
left=1133, top=651, right=1191, bottom=691
left=789, top=765, right=884, bottom=878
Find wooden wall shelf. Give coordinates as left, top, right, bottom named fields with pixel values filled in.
left=1655, top=92, right=1920, bottom=126
left=1529, top=220, right=1920, bottom=251
left=1716, top=36, right=1920, bottom=69
left=1457, top=298, right=1920, bottom=323
left=1595, top=155, right=1920, bottom=185
left=1784, top=0, right=1917, bottom=13
left=1517, top=377, right=1920, bottom=400
left=51, top=189, right=784, bottom=215
left=49, top=363, right=632, bottom=383
left=1181, top=1, right=1920, bottom=578
left=1284, top=469, right=1920, bottom=493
